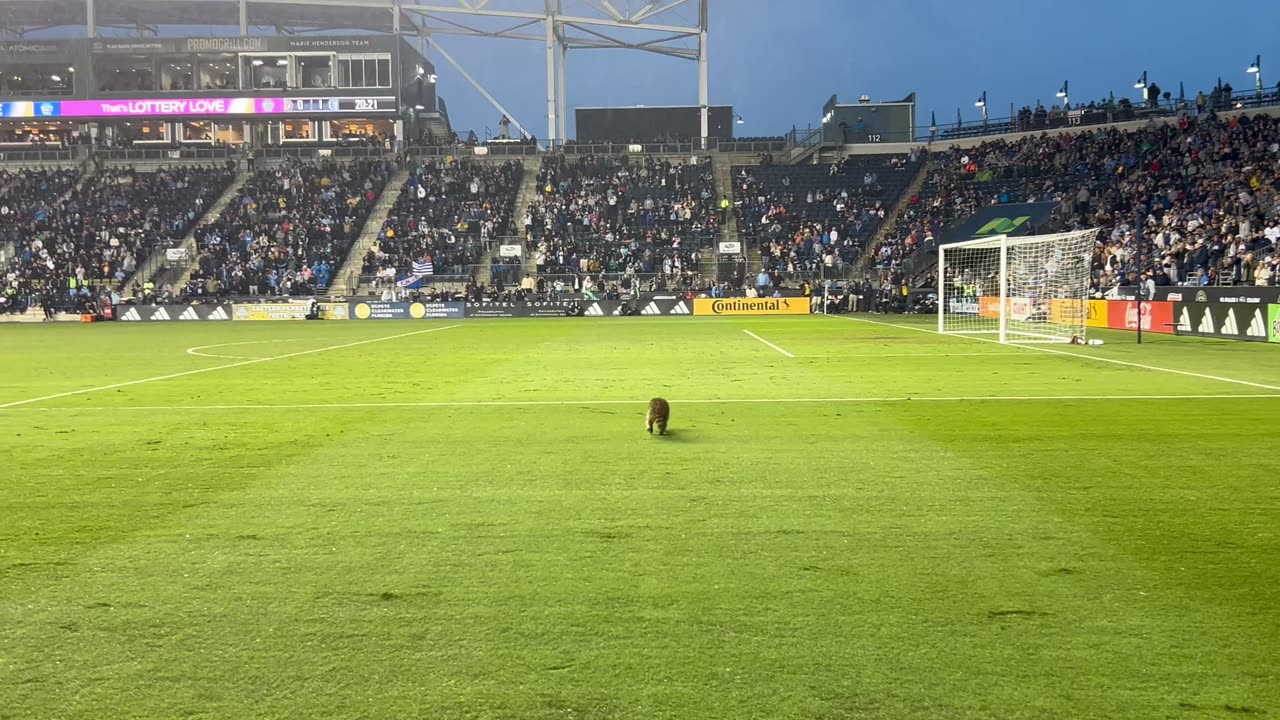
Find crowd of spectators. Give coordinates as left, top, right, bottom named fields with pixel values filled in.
left=186, top=159, right=391, bottom=298
left=523, top=154, right=718, bottom=290
left=363, top=159, right=522, bottom=287
left=732, top=152, right=922, bottom=283
left=876, top=111, right=1280, bottom=292
left=2, top=165, right=234, bottom=313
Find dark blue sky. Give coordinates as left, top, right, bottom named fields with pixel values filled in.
left=433, top=0, right=1279, bottom=138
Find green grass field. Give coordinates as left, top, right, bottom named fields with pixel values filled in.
left=2, top=315, right=1278, bottom=720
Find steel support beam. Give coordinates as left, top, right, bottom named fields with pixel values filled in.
left=544, top=1, right=557, bottom=144
left=557, top=37, right=567, bottom=142
left=86, top=0, right=96, bottom=37
left=431, top=40, right=541, bottom=150
left=698, top=0, right=708, bottom=148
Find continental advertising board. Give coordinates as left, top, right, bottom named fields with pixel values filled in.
left=693, top=297, right=810, bottom=316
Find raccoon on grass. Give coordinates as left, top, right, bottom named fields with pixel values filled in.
left=646, top=398, right=670, bottom=435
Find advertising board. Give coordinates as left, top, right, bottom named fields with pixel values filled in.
left=693, top=297, right=810, bottom=316
left=233, top=302, right=311, bottom=321
left=349, top=301, right=465, bottom=320
left=1173, top=302, right=1270, bottom=342
left=1105, top=300, right=1174, bottom=334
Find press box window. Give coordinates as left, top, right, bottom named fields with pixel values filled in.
left=96, top=56, right=155, bottom=92
left=196, top=54, right=238, bottom=90
left=0, top=65, right=74, bottom=96
left=336, top=55, right=391, bottom=89
left=159, top=56, right=195, bottom=91
left=297, top=56, right=333, bottom=89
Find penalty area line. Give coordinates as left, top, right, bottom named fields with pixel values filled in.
left=827, top=315, right=1280, bottom=393
left=0, top=325, right=461, bottom=409
left=8, top=394, right=1279, bottom=412
left=743, top=329, right=795, bottom=358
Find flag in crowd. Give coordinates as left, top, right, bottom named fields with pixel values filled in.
left=413, top=259, right=434, bottom=276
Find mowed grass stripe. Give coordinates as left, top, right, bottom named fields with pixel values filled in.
left=6, top=393, right=1280, bottom=412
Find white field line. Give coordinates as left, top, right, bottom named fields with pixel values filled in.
left=743, top=329, right=794, bottom=358
left=8, top=394, right=1279, bottom=412
left=0, top=325, right=461, bottom=409
left=186, top=338, right=305, bottom=360
left=829, top=315, right=1280, bottom=392
left=795, top=351, right=1030, bottom=359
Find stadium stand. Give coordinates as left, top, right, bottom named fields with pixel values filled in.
left=524, top=154, right=719, bottom=292
left=186, top=159, right=392, bottom=298
left=732, top=151, right=924, bottom=282
left=2, top=165, right=234, bottom=312
left=876, top=112, right=1280, bottom=292
left=362, top=159, right=523, bottom=287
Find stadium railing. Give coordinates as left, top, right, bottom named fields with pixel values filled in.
left=404, top=138, right=786, bottom=158
left=0, top=148, right=76, bottom=162
left=94, top=147, right=234, bottom=162
left=258, top=146, right=391, bottom=160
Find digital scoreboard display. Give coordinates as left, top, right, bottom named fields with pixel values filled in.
left=282, top=97, right=397, bottom=114
left=0, top=96, right=397, bottom=119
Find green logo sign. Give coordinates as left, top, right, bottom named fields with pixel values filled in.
left=1268, top=304, right=1280, bottom=344
left=973, top=216, right=1031, bottom=237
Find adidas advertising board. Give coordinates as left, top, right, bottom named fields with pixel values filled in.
left=115, top=304, right=233, bottom=322
left=1155, top=287, right=1280, bottom=305
left=461, top=299, right=694, bottom=318
left=1173, top=302, right=1271, bottom=342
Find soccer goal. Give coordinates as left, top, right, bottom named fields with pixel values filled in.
left=937, top=228, right=1099, bottom=344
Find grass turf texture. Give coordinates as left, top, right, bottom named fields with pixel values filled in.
left=1, top=315, right=1278, bottom=720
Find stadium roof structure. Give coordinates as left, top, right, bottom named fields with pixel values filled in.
left=1, top=0, right=711, bottom=145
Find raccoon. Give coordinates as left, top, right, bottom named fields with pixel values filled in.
left=646, top=398, right=670, bottom=435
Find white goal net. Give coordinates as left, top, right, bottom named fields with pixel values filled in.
left=938, top=229, right=1098, bottom=343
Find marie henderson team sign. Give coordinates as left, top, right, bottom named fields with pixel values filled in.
left=693, top=297, right=811, bottom=316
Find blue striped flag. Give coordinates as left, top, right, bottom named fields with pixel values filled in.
left=412, top=259, right=434, bottom=276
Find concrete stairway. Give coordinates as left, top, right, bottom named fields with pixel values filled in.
left=511, top=162, right=543, bottom=277
left=329, top=168, right=409, bottom=297
left=127, top=168, right=249, bottom=294
left=855, top=155, right=933, bottom=278
left=708, top=154, right=741, bottom=280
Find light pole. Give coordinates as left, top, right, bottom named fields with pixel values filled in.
left=1134, top=70, right=1149, bottom=108
left=1247, top=55, right=1262, bottom=98
left=975, top=90, right=988, bottom=125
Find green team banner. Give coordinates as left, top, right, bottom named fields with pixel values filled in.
left=1269, top=304, right=1280, bottom=343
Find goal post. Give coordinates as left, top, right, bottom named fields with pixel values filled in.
left=938, top=228, right=1098, bottom=344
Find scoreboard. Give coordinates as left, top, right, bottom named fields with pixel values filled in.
left=0, top=95, right=398, bottom=119
left=282, top=96, right=397, bottom=114
left=821, top=93, right=916, bottom=145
